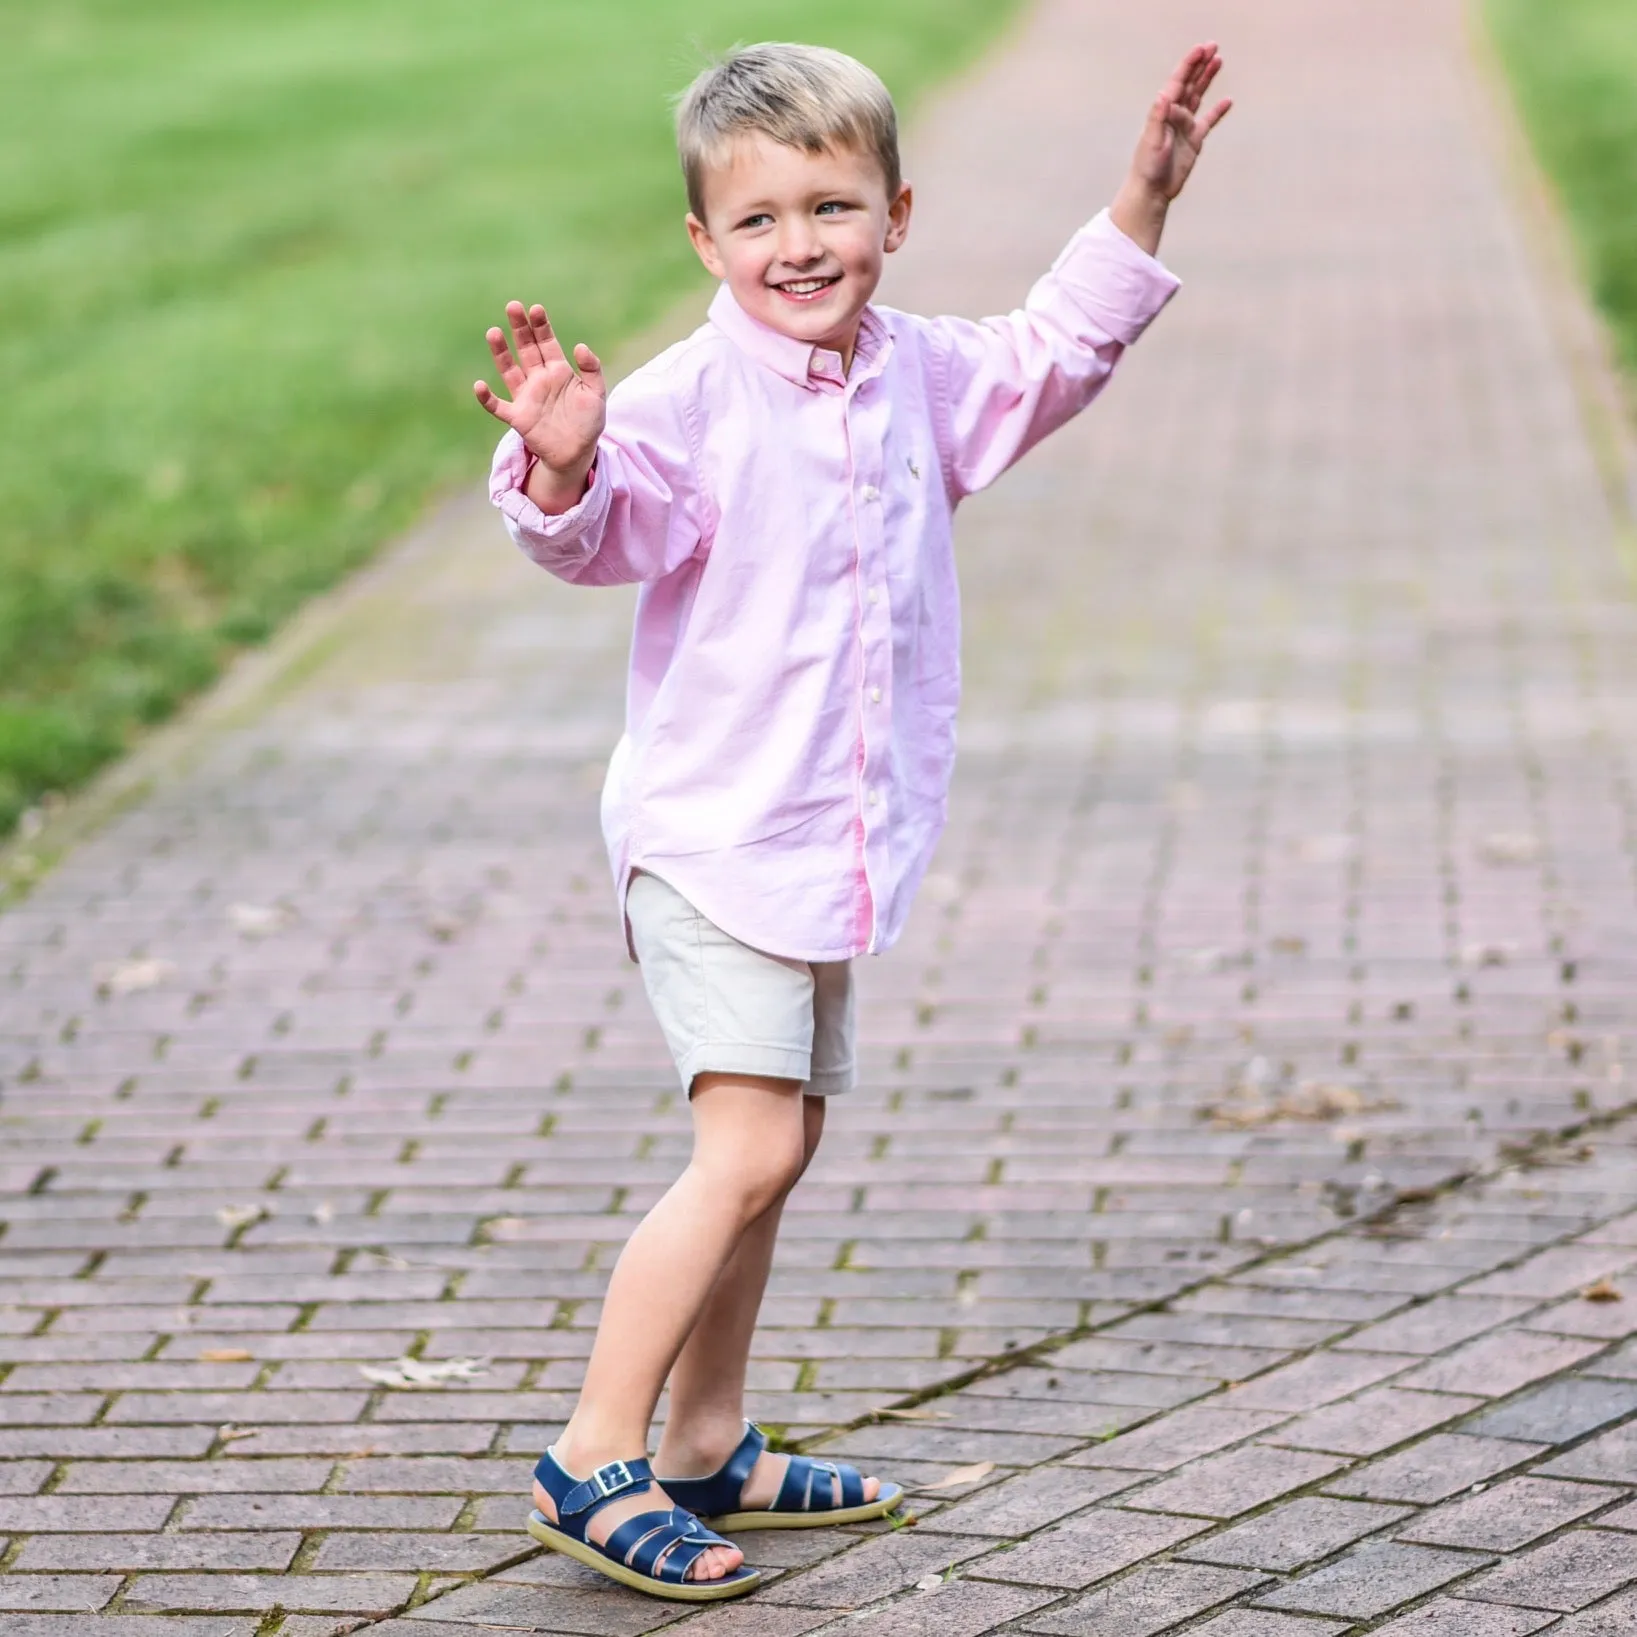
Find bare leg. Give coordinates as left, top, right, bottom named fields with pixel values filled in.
left=654, top=1092, right=881, bottom=1510
left=532, top=1074, right=807, bottom=1582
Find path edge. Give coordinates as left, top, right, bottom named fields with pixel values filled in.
left=1463, top=0, right=1637, bottom=586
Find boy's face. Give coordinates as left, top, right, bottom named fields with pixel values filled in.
left=686, top=133, right=912, bottom=367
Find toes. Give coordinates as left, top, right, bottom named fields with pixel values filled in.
left=862, top=1474, right=880, bottom=1503
left=690, top=1543, right=743, bottom=1582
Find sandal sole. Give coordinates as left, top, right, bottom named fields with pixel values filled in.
left=525, top=1511, right=759, bottom=1601
left=706, top=1482, right=906, bottom=1532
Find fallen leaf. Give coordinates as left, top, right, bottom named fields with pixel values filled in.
left=359, top=1356, right=489, bottom=1390
left=875, top=1407, right=953, bottom=1422
left=1477, top=831, right=1542, bottom=866
left=1294, top=834, right=1358, bottom=864
left=916, top=1461, right=995, bottom=1493
left=1460, top=940, right=1515, bottom=968
left=96, top=957, right=176, bottom=996
left=215, top=1204, right=271, bottom=1229
left=914, top=1575, right=945, bottom=1593
left=312, top=1201, right=335, bottom=1225
left=217, top=1425, right=258, bottom=1443
left=198, top=1348, right=254, bottom=1363
left=228, top=902, right=294, bottom=938
left=1270, top=935, right=1308, bottom=955
left=1583, top=1280, right=1623, bottom=1304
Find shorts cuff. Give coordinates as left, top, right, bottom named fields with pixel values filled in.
left=805, top=1064, right=856, bottom=1097
left=677, top=1042, right=812, bottom=1092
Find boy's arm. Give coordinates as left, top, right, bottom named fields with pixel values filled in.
left=478, top=304, right=702, bottom=585
left=932, top=44, right=1229, bottom=501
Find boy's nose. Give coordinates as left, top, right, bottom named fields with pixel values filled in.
left=776, top=224, right=822, bottom=266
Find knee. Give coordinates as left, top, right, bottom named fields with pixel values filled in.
left=704, top=1131, right=807, bottom=1223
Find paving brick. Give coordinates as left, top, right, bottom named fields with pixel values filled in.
left=1326, top=1435, right=1545, bottom=1504
left=756, top=1530, right=995, bottom=1607
left=401, top=1581, right=684, bottom=1636
left=180, top=1494, right=465, bottom=1530
left=1550, top=1587, right=1637, bottom=1634
left=1180, top=1497, right=1413, bottom=1571
left=1401, top=1330, right=1606, bottom=1396
left=1461, top=1527, right=1637, bottom=1611
left=0, top=1579, right=121, bottom=1614
left=0, top=1623, right=258, bottom=1637
left=1465, top=1376, right=1637, bottom=1445
left=1018, top=1561, right=1268, bottom=1635
left=309, top=1533, right=530, bottom=1572
left=1122, top=1445, right=1348, bottom=1520
left=1369, top=1601, right=1558, bottom=1635
left=1335, top=1298, right=1537, bottom=1357
left=804, top=1579, right=1059, bottom=1637
left=1268, top=1388, right=1481, bottom=1456
left=1183, top=1616, right=1349, bottom=1637
left=1252, top=1541, right=1489, bottom=1619
left=1066, top=1406, right=1288, bottom=1472
left=924, top=1465, right=1141, bottom=1536
left=0, top=1622, right=258, bottom=1637
left=1222, top=1351, right=1419, bottom=1414
left=57, top=1458, right=332, bottom=1493
left=0, top=1496, right=175, bottom=1532
left=1398, top=1475, right=1627, bottom=1551
left=1537, top=1423, right=1637, bottom=1484
left=967, top=1507, right=1208, bottom=1591
left=15, top=1534, right=301, bottom=1571
left=122, top=1574, right=416, bottom=1614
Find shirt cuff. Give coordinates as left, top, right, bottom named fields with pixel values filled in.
left=1048, top=208, right=1182, bottom=346
left=488, top=429, right=608, bottom=547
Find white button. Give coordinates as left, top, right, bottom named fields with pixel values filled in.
left=870, top=686, right=882, bottom=703
left=867, top=790, right=879, bottom=806
left=860, top=484, right=879, bottom=503
left=866, top=588, right=879, bottom=606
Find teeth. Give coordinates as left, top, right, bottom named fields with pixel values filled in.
left=780, top=279, right=834, bottom=294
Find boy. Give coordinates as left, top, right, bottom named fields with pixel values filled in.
left=476, top=39, right=1229, bottom=1602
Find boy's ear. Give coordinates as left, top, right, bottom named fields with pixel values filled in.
left=883, top=182, right=913, bottom=254
left=686, top=213, right=727, bottom=280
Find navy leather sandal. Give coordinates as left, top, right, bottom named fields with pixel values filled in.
left=659, top=1421, right=903, bottom=1531
left=526, top=1449, right=759, bottom=1601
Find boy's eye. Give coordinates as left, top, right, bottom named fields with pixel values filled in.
left=817, top=201, right=849, bottom=215
left=737, top=213, right=772, bottom=230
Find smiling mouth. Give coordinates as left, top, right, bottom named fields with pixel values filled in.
left=772, top=275, right=842, bottom=302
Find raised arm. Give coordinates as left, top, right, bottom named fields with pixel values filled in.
left=478, top=306, right=703, bottom=585
left=932, top=43, right=1228, bottom=500
left=475, top=302, right=606, bottom=514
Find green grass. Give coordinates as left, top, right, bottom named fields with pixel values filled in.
left=1487, top=0, right=1637, bottom=382
left=0, top=0, right=1018, bottom=835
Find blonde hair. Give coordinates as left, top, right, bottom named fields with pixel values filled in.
left=675, top=43, right=901, bottom=221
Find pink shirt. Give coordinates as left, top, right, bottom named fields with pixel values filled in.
left=491, top=210, right=1179, bottom=962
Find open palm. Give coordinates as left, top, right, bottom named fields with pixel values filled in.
left=474, top=302, right=606, bottom=476
left=1133, top=43, right=1232, bottom=201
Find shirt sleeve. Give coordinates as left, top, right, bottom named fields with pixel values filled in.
left=927, top=208, right=1181, bottom=502
left=487, top=367, right=705, bottom=587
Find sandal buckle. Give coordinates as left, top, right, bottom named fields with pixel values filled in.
left=592, top=1459, right=635, bottom=1497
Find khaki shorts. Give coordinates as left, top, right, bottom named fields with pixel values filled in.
left=627, top=872, right=856, bottom=1096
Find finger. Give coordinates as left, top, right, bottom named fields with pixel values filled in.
left=473, top=380, right=514, bottom=424
left=486, top=324, right=528, bottom=394
left=1198, top=96, right=1233, bottom=138
left=505, top=301, right=545, bottom=373
left=1163, top=42, right=1207, bottom=103
left=526, top=304, right=569, bottom=367
left=573, top=342, right=605, bottom=391
left=1187, top=53, right=1223, bottom=112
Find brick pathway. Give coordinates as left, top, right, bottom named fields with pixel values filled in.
left=5, top=0, right=1637, bottom=1632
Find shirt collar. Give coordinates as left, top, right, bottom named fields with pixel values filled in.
left=708, top=282, right=891, bottom=391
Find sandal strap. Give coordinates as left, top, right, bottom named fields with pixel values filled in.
left=613, top=1507, right=724, bottom=1585
left=534, top=1451, right=656, bottom=1530
left=659, top=1421, right=767, bottom=1517
left=775, top=1453, right=865, bottom=1513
